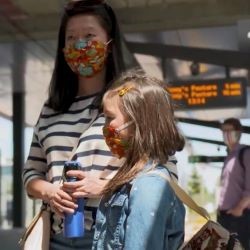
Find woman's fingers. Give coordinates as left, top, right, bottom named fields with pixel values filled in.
left=52, top=199, right=76, bottom=216
left=72, top=190, right=89, bottom=198
left=62, top=171, right=107, bottom=198
left=66, top=170, right=86, bottom=179
left=51, top=196, right=77, bottom=214
left=62, top=170, right=86, bottom=189
left=56, top=188, right=74, bottom=201
left=48, top=185, right=78, bottom=216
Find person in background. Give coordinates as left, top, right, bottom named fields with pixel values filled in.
left=217, top=117, right=250, bottom=250
left=22, top=1, right=136, bottom=249
left=92, top=71, right=186, bottom=250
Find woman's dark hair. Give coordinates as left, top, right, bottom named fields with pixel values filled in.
left=47, top=0, right=127, bottom=112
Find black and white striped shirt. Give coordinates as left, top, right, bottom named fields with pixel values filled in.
left=23, top=93, right=122, bottom=233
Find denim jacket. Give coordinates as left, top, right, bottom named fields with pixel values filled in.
left=92, top=164, right=185, bottom=250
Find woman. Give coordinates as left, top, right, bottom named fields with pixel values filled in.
left=92, top=71, right=186, bottom=249
left=23, top=1, right=133, bottom=249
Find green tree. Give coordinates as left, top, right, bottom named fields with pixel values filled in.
left=188, top=167, right=202, bottom=196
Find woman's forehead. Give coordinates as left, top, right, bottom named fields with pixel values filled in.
left=66, top=14, right=104, bottom=32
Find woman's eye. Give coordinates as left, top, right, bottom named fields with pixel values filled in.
left=66, top=35, right=74, bottom=41
left=86, top=33, right=95, bottom=39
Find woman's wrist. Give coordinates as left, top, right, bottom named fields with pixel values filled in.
left=27, top=179, right=55, bottom=202
left=41, top=183, right=56, bottom=203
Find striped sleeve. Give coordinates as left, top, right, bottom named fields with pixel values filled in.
left=22, top=127, right=48, bottom=188
left=75, top=115, right=122, bottom=177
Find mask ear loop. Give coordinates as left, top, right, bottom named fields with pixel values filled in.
left=105, top=39, right=112, bottom=54
left=115, top=120, right=134, bottom=133
left=106, top=39, right=112, bottom=45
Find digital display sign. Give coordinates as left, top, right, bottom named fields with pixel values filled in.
left=167, top=78, right=247, bottom=110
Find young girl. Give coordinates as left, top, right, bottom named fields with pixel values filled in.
left=92, top=72, right=186, bottom=250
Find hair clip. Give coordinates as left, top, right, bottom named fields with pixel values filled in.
left=118, top=86, right=133, bottom=97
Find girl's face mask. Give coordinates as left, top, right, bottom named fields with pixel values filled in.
left=63, top=39, right=110, bottom=77
left=223, top=130, right=241, bottom=146
left=103, top=121, right=133, bottom=158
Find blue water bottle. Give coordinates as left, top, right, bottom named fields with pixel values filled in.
left=63, top=161, right=85, bottom=238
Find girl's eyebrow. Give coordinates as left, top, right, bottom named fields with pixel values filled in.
left=103, top=106, right=115, bottom=116
left=104, top=110, right=113, bottom=116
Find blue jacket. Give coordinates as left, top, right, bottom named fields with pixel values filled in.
left=92, top=165, right=185, bottom=250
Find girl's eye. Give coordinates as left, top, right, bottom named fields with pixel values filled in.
left=105, top=116, right=112, bottom=122
left=105, top=115, right=113, bottom=124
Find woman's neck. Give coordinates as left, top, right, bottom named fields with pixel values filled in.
left=77, top=70, right=106, bottom=96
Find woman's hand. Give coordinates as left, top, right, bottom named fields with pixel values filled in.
left=46, top=184, right=78, bottom=217
left=26, top=179, right=78, bottom=217
left=62, top=170, right=108, bottom=198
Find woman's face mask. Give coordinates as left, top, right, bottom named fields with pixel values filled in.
left=63, top=39, right=110, bottom=77
left=103, top=121, right=133, bottom=158
left=223, top=130, right=241, bottom=146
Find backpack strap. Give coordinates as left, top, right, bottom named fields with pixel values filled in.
left=238, top=146, right=250, bottom=171
left=147, top=170, right=210, bottom=221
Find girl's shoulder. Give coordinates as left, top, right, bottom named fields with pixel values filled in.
left=129, top=167, right=176, bottom=205
left=137, top=163, right=171, bottom=178
left=132, top=166, right=171, bottom=189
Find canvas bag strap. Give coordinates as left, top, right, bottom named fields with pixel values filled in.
left=149, top=171, right=210, bottom=220
left=18, top=207, right=46, bottom=245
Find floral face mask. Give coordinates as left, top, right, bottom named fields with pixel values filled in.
left=63, top=39, right=110, bottom=77
left=103, top=121, right=133, bottom=158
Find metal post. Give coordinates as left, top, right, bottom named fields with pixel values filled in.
left=12, top=42, right=26, bottom=227
left=225, top=66, right=231, bottom=78
left=161, top=56, right=176, bottom=82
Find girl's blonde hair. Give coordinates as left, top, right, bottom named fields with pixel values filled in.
left=102, top=70, right=184, bottom=195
